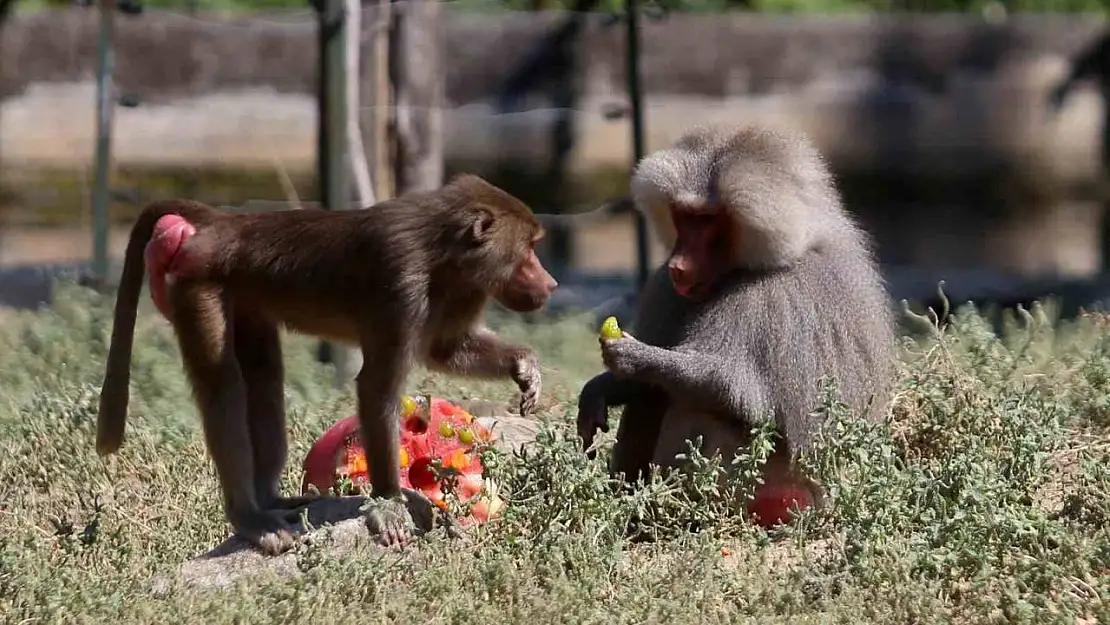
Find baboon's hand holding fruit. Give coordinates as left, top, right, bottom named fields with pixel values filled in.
left=597, top=315, right=651, bottom=381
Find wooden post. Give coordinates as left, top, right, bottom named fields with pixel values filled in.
left=346, top=0, right=374, bottom=209
left=91, top=0, right=117, bottom=287
left=388, top=0, right=443, bottom=194
left=317, top=0, right=348, bottom=221
left=371, top=0, right=394, bottom=201
left=316, top=0, right=363, bottom=388
left=317, top=0, right=442, bottom=385
left=327, top=0, right=391, bottom=388
left=0, top=0, right=13, bottom=268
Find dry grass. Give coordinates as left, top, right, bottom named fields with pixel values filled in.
left=0, top=282, right=1109, bottom=624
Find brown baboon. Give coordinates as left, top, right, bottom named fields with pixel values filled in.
left=96, top=174, right=558, bottom=554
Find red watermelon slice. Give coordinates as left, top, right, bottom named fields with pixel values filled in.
left=745, top=481, right=814, bottom=528
left=301, top=396, right=503, bottom=524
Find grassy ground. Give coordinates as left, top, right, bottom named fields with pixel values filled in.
left=1, top=282, right=1110, bottom=623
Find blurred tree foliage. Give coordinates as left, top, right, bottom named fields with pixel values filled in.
left=11, top=0, right=1110, bottom=18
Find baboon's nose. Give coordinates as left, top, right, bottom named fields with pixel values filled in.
left=668, top=264, right=694, bottom=296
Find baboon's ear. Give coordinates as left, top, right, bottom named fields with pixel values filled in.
left=468, top=208, right=495, bottom=244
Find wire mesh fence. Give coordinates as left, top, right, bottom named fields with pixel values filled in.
left=4, top=6, right=1110, bottom=315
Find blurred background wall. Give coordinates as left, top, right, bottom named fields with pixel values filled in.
left=3, top=3, right=1110, bottom=311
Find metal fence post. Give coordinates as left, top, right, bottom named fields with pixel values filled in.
left=91, top=0, right=117, bottom=287
left=625, top=0, right=650, bottom=288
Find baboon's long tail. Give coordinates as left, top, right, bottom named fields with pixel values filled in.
left=95, top=200, right=206, bottom=456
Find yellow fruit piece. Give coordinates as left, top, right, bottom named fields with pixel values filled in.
left=600, top=316, right=622, bottom=340
left=458, top=428, right=475, bottom=445
left=447, top=449, right=469, bottom=471
left=399, top=447, right=409, bottom=468
left=400, top=395, right=417, bottom=416
left=439, top=422, right=456, bottom=438
left=347, top=452, right=367, bottom=475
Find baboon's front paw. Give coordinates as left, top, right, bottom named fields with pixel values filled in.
left=576, top=383, right=610, bottom=457
left=362, top=496, right=417, bottom=548
left=512, top=354, right=542, bottom=417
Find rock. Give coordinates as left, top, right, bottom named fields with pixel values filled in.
left=474, top=412, right=543, bottom=455
left=0, top=262, right=88, bottom=309
left=162, top=495, right=441, bottom=593
left=159, top=414, right=542, bottom=592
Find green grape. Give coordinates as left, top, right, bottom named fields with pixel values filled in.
left=600, top=316, right=622, bottom=340
left=439, top=422, right=456, bottom=438
left=459, top=428, right=475, bottom=445
left=400, top=395, right=417, bottom=416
